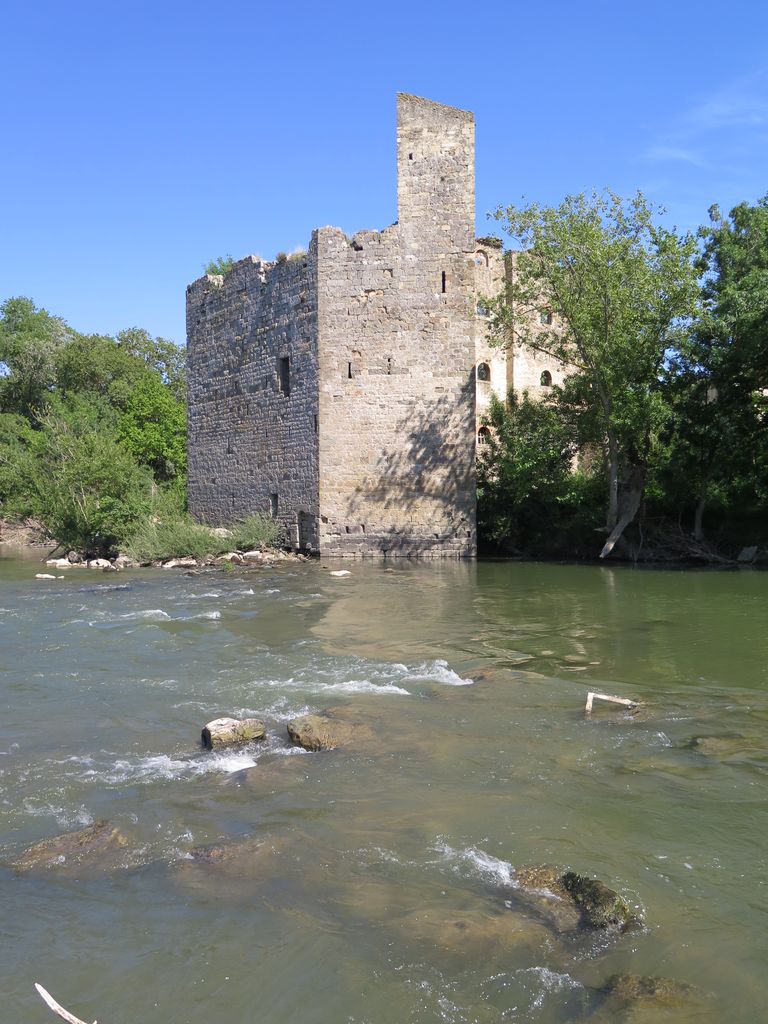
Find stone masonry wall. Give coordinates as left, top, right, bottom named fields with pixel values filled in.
left=186, top=250, right=319, bottom=548
left=315, top=95, right=477, bottom=557
left=473, top=244, right=508, bottom=436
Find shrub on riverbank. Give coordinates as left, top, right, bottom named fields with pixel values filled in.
left=123, top=512, right=284, bottom=563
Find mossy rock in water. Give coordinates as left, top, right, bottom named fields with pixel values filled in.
left=8, top=820, right=128, bottom=876
left=561, top=871, right=637, bottom=930
left=514, top=865, right=640, bottom=933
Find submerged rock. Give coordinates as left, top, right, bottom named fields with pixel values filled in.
left=586, top=974, right=697, bottom=1021
left=394, top=906, right=550, bottom=958
left=202, top=717, right=266, bottom=750
left=9, top=820, right=127, bottom=875
left=514, top=865, right=640, bottom=933
left=174, top=834, right=292, bottom=892
left=286, top=709, right=375, bottom=751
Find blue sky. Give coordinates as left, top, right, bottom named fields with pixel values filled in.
left=2, top=0, right=767, bottom=344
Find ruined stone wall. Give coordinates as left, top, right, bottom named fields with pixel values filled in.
left=473, top=244, right=508, bottom=437
left=315, top=94, right=477, bottom=557
left=187, top=251, right=320, bottom=547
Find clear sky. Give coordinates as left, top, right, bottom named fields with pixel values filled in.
left=2, top=0, right=767, bottom=345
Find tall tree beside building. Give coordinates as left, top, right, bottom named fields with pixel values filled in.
left=490, top=190, right=699, bottom=557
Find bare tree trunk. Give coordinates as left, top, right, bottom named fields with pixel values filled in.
left=693, top=480, right=708, bottom=541
left=606, top=430, right=619, bottom=530
left=600, top=464, right=644, bottom=560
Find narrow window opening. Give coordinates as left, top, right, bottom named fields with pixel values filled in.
left=314, top=414, right=318, bottom=433
left=441, top=271, right=447, bottom=293
left=408, top=152, right=413, bottom=160
left=387, top=357, right=392, bottom=375
left=540, top=370, right=553, bottom=387
left=348, top=361, right=353, bottom=379
left=269, top=493, right=278, bottom=518
left=278, top=356, right=290, bottom=396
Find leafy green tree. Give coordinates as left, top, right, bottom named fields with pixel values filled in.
left=23, top=397, right=152, bottom=554
left=116, top=328, right=186, bottom=400
left=654, top=197, right=768, bottom=540
left=490, top=191, right=699, bottom=557
left=0, top=297, right=72, bottom=416
left=56, top=333, right=151, bottom=409
left=0, top=412, right=36, bottom=517
left=477, top=391, right=576, bottom=550
left=119, top=374, right=186, bottom=480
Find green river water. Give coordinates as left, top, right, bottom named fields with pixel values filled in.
left=1, top=549, right=766, bottom=1023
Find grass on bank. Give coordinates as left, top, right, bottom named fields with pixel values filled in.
left=123, top=513, right=285, bottom=563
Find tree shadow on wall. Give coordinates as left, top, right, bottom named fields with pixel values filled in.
left=342, top=371, right=477, bottom=552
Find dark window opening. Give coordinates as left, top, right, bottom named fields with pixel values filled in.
left=441, top=271, right=447, bottom=293
left=314, top=414, right=318, bottom=433
left=408, top=152, right=414, bottom=160
left=477, top=427, right=491, bottom=445
left=540, top=370, right=553, bottom=387
left=387, top=357, right=392, bottom=375
left=540, top=311, right=553, bottom=325
left=476, top=362, right=490, bottom=382
left=269, top=493, right=278, bottom=518
left=348, top=361, right=353, bottom=379
left=278, top=356, right=290, bottom=396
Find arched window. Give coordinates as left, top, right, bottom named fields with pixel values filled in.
left=540, top=370, right=552, bottom=387
left=475, top=250, right=489, bottom=267
left=477, top=427, right=491, bottom=445
left=476, top=362, right=490, bottom=382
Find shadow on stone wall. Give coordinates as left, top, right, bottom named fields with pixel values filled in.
left=339, top=371, right=476, bottom=553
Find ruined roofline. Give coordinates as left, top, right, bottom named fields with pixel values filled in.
left=396, top=91, right=474, bottom=122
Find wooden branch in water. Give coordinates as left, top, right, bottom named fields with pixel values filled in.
left=585, top=691, right=638, bottom=714
left=34, top=984, right=97, bottom=1024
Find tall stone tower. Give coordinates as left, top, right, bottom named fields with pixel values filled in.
left=187, top=94, right=478, bottom=557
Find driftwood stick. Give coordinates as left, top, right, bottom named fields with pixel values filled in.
left=585, top=691, right=638, bottom=713
left=34, top=984, right=97, bottom=1024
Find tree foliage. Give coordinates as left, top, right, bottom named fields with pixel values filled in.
left=0, top=296, right=187, bottom=554
left=490, top=191, right=700, bottom=557
left=0, top=297, right=72, bottom=416
left=22, top=398, right=153, bottom=554
left=119, top=373, right=186, bottom=480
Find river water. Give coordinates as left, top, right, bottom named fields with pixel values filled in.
left=1, top=550, right=766, bottom=1023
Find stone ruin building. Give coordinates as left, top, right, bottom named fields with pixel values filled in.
left=186, top=93, right=568, bottom=557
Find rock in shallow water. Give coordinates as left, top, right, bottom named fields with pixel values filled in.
left=202, top=717, right=266, bottom=749
left=9, top=820, right=128, bottom=875
left=286, top=709, right=375, bottom=751
left=513, top=865, right=641, bottom=933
